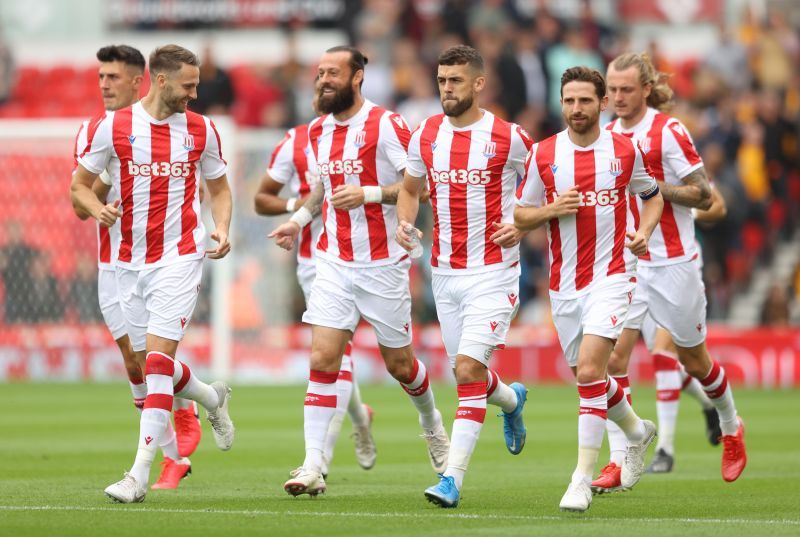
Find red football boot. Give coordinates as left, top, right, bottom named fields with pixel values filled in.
left=151, top=458, right=192, bottom=490
left=721, top=417, right=747, bottom=482
left=590, top=462, right=624, bottom=494
left=174, top=403, right=202, bottom=457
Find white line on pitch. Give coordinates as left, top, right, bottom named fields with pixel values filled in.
left=0, top=505, right=798, bottom=526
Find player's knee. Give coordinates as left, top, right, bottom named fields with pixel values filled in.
left=576, top=363, right=606, bottom=384
left=607, top=351, right=626, bottom=376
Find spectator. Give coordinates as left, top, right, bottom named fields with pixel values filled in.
left=27, top=253, right=63, bottom=323
left=191, top=44, right=234, bottom=116
left=0, top=34, right=13, bottom=105
left=761, top=284, right=791, bottom=326
left=0, top=222, right=36, bottom=323
left=68, top=254, right=100, bottom=323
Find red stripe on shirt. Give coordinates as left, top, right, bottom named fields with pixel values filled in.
left=660, top=200, right=685, bottom=257
left=609, top=133, right=635, bottom=275
left=318, top=199, right=329, bottom=252
left=80, top=114, right=106, bottom=159
left=358, top=107, right=389, bottom=261
left=328, top=125, right=354, bottom=261
left=537, top=136, right=561, bottom=291
left=112, top=109, right=134, bottom=263
left=574, top=149, right=596, bottom=290
left=99, top=227, right=111, bottom=263
left=388, top=113, right=411, bottom=151
left=646, top=114, right=685, bottom=258
left=179, top=112, right=206, bottom=256
left=448, top=130, right=472, bottom=269
left=209, top=119, right=226, bottom=164
left=420, top=115, right=444, bottom=267
left=145, top=123, right=172, bottom=263
left=667, top=121, right=702, bottom=166
left=484, top=117, right=510, bottom=265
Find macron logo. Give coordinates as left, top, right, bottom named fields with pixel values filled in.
left=507, top=293, right=517, bottom=307
left=180, top=317, right=187, bottom=330
left=144, top=436, right=153, bottom=445
left=611, top=315, right=618, bottom=326
left=490, top=321, right=499, bottom=332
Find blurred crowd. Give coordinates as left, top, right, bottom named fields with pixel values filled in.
left=0, top=0, right=798, bottom=327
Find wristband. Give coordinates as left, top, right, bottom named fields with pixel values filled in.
left=363, top=186, right=382, bottom=204
left=289, top=206, right=313, bottom=227
left=285, top=197, right=297, bottom=212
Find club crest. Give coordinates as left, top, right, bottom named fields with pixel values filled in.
left=609, top=158, right=623, bottom=177
left=483, top=141, right=496, bottom=159
left=353, top=130, right=366, bottom=148
left=183, top=135, right=194, bottom=151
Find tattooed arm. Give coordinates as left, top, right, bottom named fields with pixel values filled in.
left=303, top=182, right=325, bottom=217
left=657, top=167, right=712, bottom=210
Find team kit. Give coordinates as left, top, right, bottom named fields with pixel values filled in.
left=69, top=42, right=747, bottom=512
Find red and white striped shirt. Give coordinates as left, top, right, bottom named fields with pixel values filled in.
left=406, top=111, right=533, bottom=275
left=267, top=123, right=321, bottom=266
left=607, top=107, right=703, bottom=266
left=309, top=99, right=411, bottom=267
left=77, top=102, right=227, bottom=270
left=74, top=118, right=118, bottom=271
left=516, top=129, right=658, bottom=299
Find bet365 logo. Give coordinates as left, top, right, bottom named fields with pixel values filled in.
left=128, top=161, right=193, bottom=177
left=431, top=169, right=492, bottom=185
left=554, top=188, right=621, bottom=207
left=318, top=159, right=364, bottom=176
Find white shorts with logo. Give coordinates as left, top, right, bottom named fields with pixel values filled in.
left=623, top=260, right=707, bottom=348
left=296, top=261, right=317, bottom=304
left=98, top=268, right=127, bottom=340
left=432, top=264, right=520, bottom=367
left=116, top=258, right=204, bottom=352
left=551, top=274, right=637, bottom=367
left=303, top=257, right=412, bottom=348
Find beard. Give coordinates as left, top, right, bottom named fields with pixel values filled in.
left=163, top=86, right=188, bottom=114
left=442, top=93, right=473, bottom=117
left=317, top=80, right=356, bottom=115
left=565, top=113, right=597, bottom=134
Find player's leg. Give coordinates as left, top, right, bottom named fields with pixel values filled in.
left=649, top=262, right=746, bottom=482
left=343, top=344, right=375, bottom=470
left=649, top=326, right=681, bottom=472
left=285, top=258, right=356, bottom=496
left=357, top=260, right=448, bottom=474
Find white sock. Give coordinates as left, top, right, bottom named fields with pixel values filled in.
left=173, top=398, right=195, bottom=411
left=323, top=356, right=353, bottom=465
left=698, top=360, right=739, bottom=436
left=681, top=369, right=714, bottom=409
left=654, top=353, right=682, bottom=455
left=400, top=358, right=438, bottom=430
left=345, top=348, right=370, bottom=427
left=606, top=377, right=645, bottom=444
left=172, top=360, right=219, bottom=411
left=606, top=421, right=627, bottom=466
left=159, top=420, right=180, bottom=460
left=575, top=381, right=607, bottom=482
left=302, top=369, right=338, bottom=474
left=443, top=381, right=486, bottom=490
left=486, top=369, right=518, bottom=413
left=129, top=380, right=147, bottom=411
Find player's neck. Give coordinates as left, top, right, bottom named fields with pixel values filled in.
left=332, top=94, right=366, bottom=123
left=447, top=106, right=483, bottom=129
left=140, top=94, right=176, bottom=121
left=567, top=124, right=601, bottom=147
left=619, top=105, right=648, bottom=130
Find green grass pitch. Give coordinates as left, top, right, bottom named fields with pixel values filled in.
left=1, top=383, right=798, bottom=536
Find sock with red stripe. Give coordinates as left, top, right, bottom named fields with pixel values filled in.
left=654, top=353, right=682, bottom=455
left=173, top=397, right=195, bottom=411
left=323, top=354, right=354, bottom=466
left=485, top=369, right=517, bottom=413
left=443, top=382, right=486, bottom=490
left=681, top=368, right=714, bottom=410
left=346, top=350, right=370, bottom=427
left=399, top=358, right=438, bottom=429
left=172, top=360, right=219, bottom=411
left=698, top=360, right=738, bottom=436
left=575, top=381, right=607, bottom=483
left=606, top=375, right=631, bottom=466
left=159, top=420, right=180, bottom=460
left=129, top=379, right=147, bottom=411
left=606, top=376, right=646, bottom=444
left=302, top=369, right=338, bottom=474
left=130, top=351, right=174, bottom=486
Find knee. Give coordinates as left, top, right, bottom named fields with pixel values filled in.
left=387, top=358, right=415, bottom=383
left=576, top=363, right=606, bottom=385
left=453, top=357, right=486, bottom=384
left=607, top=350, right=625, bottom=376
left=677, top=347, right=710, bottom=379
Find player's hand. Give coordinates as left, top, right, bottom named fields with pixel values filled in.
left=395, top=219, right=420, bottom=251
left=268, top=221, right=301, bottom=250
left=551, top=186, right=580, bottom=217
left=490, top=222, right=525, bottom=247
left=206, top=229, right=231, bottom=259
left=331, top=184, right=365, bottom=210
left=420, top=186, right=431, bottom=204
left=96, top=199, right=122, bottom=228
left=625, top=231, right=648, bottom=256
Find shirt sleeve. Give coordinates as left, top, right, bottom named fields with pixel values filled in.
left=662, top=119, right=703, bottom=180
left=508, top=123, right=534, bottom=177
left=76, top=114, right=113, bottom=176
left=515, top=144, right=546, bottom=208
left=72, top=121, right=88, bottom=173
left=629, top=143, right=659, bottom=199
left=404, top=123, right=426, bottom=179
left=379, top=112, right=411, bottom=174
left=266, top=128, right=298, bottom=185
left=200, top=118, right=228, bottom=180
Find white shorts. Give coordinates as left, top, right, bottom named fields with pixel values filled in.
left=303, top=257, right=412, bottom=348
left=640, top=312, right=658, bottom=352
left=297, top=261, right=317, bottom=304
left=551, top=274, right=637, bottom=367
left=98, top=268, right=127, bottom=340
left=624, top=261, right=707, bottom=348
left=432, top=265, right=520, bottom=367
left=116, top=259, right=204, bottom=352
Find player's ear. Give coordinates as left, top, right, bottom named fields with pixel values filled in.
left=473, top=75, right=486, bottom=93
left=600, top=94, right=609, bottom=112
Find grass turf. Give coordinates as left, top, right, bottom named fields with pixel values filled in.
left=0, top=383, right=797, bottom=536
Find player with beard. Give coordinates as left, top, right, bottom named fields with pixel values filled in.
left=515, top=66, right=664, bottom=512
left=395, top=45, right=532, bottom=508
left=270, top=46, right=449, bottom=498
left=72, top=44, right=235, bottom=503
